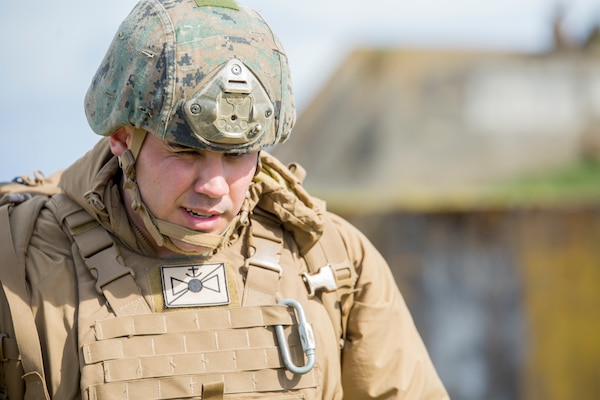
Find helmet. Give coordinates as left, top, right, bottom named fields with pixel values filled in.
left=85, top=0, right=295, bottom=153
left=84, top=0, right=296, bottom=255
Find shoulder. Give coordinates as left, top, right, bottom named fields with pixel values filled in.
left=323, top=212, right=379, bottom=262
left=325, top=212, right=359, bottom=236
left=29, top=196, right=73, bottom=256
left=4, top=195, right=74, bottom=281
left=3, top=196, right=54, bottom=255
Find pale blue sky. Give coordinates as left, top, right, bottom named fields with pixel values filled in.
left=1, top=0, right=598, bottom=178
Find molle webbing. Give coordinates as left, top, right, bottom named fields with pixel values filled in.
left=83, top=306, right=316, bottom=399
left=98, top=347, right=289, bottom=381
left=93, top=305, right=296, bottom=339
left=88, top=369, right=317, bottom=399
left=83, top=327, right=298, bottom=364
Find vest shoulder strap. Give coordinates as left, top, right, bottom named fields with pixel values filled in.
left=0, top=197, right=52, bottom=400
left=242, top=213, right=284, bottom=306
left=280, top=162, right=359, bottom=343
left=247, top=204, right=358, bottom=344
left=302, top=211, right=358, bottom=344
left=47, top=194, right=152, bottom=317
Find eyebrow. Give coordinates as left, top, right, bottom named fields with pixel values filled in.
left=166, top=141, right=195, bottom=150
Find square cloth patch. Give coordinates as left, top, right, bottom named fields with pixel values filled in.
left=161, top=263, right=230, bottom=308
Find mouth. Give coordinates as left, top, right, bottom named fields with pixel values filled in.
left=184, top=207, right=215, bottom=219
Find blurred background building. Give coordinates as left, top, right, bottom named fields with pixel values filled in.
left=273, top=12, right=600, bottom=400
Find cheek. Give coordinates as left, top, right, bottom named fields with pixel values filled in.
left=229, top=176, right=252, bottom=204
left=136, top=163, right=163, bottom=210
left=136, top=158, right=187, bottom=214
left=227, top=162, right=256, bottom=206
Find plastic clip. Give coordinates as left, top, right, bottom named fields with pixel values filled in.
left=275, top=298, right=316, bottom=375
left=302, top=265, right=337, bottom=297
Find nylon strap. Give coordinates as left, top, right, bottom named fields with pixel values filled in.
left=83, top=326, right=300, bottom=364
left=98, top=346, right=302, bottom=381
left=94, top=305, right=294, bottom=340
left=67, top=213, right=152, bottom=316
left=202, top=381, right=224, bottom=400
left=242, top=218, right=284, bottom=306
left=302, top=213, right=357, bottom=343
left=87, top=368, right=318, bottom=399
left=0, top=336, right=19, bottom=360
left=0, top=203, right=51, bottom=400
left=51, top=195, right=152, bottom=316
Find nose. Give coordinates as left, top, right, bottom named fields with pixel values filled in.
left=194, top=154, right=229, bottom=198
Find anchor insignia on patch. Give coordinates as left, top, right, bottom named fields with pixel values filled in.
left=161, top=263, right=230, bottom=308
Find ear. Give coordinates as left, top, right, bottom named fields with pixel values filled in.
left=108, top=127, right=132, bottom=157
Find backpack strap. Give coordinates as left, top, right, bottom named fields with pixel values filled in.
left=0, top=170, right=62, bottom=207
left=0, top=198, right=52, bottom=400
left=48, top=194, right=152, bottom=317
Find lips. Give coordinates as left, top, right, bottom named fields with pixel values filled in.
left=185, top=207, right=214, bottom=218
left=180, top=205, right=224, bottom=232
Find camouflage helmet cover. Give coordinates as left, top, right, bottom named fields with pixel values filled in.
left=85, top=0, right=295, bottom=152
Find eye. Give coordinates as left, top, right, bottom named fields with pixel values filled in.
left=175, top=150, right=198, bottom=156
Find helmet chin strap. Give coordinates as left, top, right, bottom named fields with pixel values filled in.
left=119, top=128, right=241, bottom=255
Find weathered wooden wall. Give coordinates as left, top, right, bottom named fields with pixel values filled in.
left=342, top=206, right=600, bottom=400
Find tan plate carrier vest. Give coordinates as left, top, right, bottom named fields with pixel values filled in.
left=0, top=193, right=357, bottom=400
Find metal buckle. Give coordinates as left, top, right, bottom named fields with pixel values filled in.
left=274, top=299, right=316, bottom=375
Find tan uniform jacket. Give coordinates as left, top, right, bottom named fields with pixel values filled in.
left=0, top=139, right=449, bottom=399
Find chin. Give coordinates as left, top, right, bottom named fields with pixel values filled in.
left=172, top=240, right=213, bottom=256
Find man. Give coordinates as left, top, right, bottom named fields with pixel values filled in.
left=0, top=0, right=449, bottom=398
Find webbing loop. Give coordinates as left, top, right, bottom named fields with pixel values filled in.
left=0, top=333, right=8, bottom=362
left=274, top=298, right=316, bottom=375
left=201, top=381, right=224, bottom=400
left=244, top=256, right=283, bottom=277
left=241, top=217, right=284, bottom=306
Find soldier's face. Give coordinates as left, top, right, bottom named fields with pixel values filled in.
left=113, top=130, right=257, bottom=255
